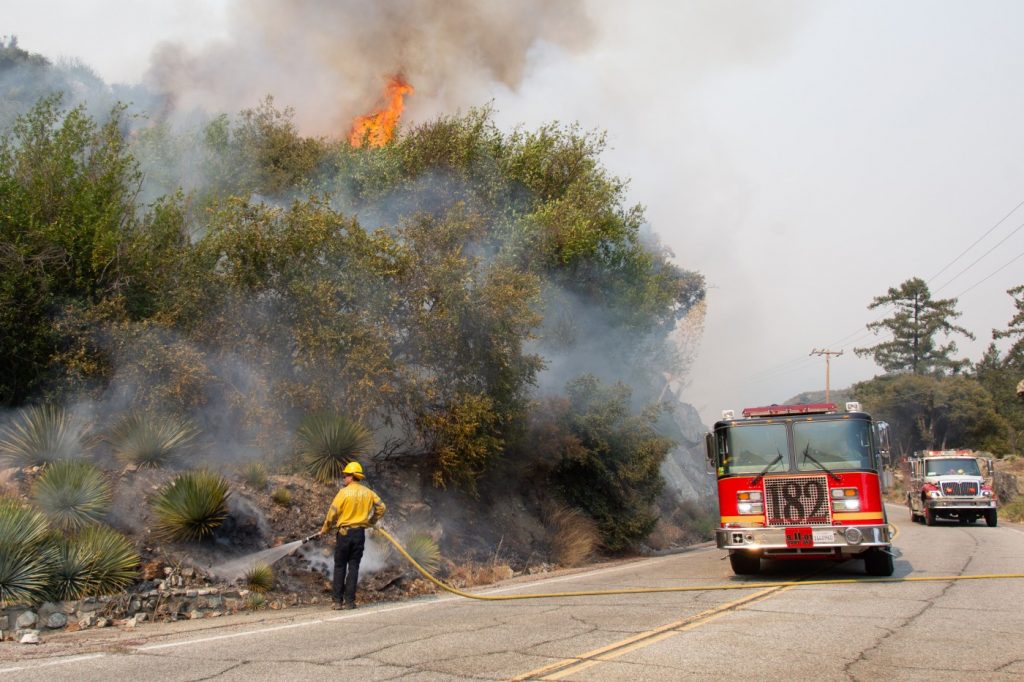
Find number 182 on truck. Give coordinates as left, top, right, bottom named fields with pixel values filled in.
left=705, top=402, right=894, bottom=576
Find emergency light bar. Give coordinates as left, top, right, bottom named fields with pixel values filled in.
left=740, top=403, right=837, bottom=418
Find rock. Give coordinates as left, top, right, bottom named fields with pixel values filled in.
left=19, top=630, right=40, bottom=644
left=181, top=567, right=194, bottom=578
left=45, top=612, right=67, bottom=629
left=188, top=610, right=203, bottom=620
left=78, top=613, right=97, bottom=628
left=96, top=617, right=110, bottom=628
left=0, top=615, right=7, bottom=630
left=135, top=613, right=148, bottom=623
left=15, top=611, right=38, bottom=629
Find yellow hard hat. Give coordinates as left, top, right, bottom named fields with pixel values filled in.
left=342, top=461, right=364, bottom=480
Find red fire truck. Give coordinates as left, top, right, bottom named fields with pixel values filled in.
left=706, top=402, right=894, bottom=576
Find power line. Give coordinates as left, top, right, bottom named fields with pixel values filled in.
left=932, top=219, right=1024, bottom=294
left=927, top=197, right=1024, bottom=283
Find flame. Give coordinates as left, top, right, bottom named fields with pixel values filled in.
left=348, top=75, right=414, bottom=148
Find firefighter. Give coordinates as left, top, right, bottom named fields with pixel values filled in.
left=318, top=461, right=386, bottom=610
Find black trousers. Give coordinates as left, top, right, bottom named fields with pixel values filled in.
left=333, top=527, right=365, bottom=605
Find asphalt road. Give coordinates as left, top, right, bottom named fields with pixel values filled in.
left=3, top=504, right=1023, bottom=681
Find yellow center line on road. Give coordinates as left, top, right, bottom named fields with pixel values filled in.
left=507, top=584, right=792, bottom=681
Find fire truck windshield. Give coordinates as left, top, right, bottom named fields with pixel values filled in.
left=793, top=420, right=872, bottom=472
left=721, top=424, right=788, bottom=475
left=925, top=458, right=981, bottom=476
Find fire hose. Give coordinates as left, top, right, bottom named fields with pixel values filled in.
left=368, top=526, right=1024, bottom=600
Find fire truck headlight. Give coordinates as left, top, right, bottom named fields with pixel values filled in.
left=830, top=487, right=860, bottom=511
left=982, top=490, right=993, bottom=497
left=737, top=502, right=764, bottom=515
left=925, top=490, right=942, bottom=499
left=844, top=527, right=863, bottom=544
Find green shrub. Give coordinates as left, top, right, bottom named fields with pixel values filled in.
left=245, top=592, right=267, bottom=610
left=109, top=411, right=198, bottom=468
left=243, top=561, right=274, bottom=593
left=0, top=497, right=55, bottom=605
left=76, top=524, right=139, bottom=594
left=1002, top=497, right=1024, bottom=523
left=404, top=532, right=441, bottom=574
left=271, top=487, right=292, bottom=506
left=151, top=470, right=230, bottom=542
left=296, top=414, right=372, bottom=483
left=48, top=534, right=98, bottom=601
left=239, top=461, right=268, bottom=489
left=31, top=458, right=112, bottom=531
left=0, top=405, right=83, bottom=468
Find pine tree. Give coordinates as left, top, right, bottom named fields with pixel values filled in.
left=854, top=277, right=974, bottom=375
left=993, top=284, right=1024, bottom=362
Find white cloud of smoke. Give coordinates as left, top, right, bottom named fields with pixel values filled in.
left=146, top=0, right=595, bottom=135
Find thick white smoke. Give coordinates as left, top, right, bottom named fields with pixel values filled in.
left=146, top=0, right=595, bottom=135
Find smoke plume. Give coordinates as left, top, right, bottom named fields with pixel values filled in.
left=146, top=0, right=595, bottom=135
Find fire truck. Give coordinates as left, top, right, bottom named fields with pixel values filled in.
left=706, top=402, right=894, bottom=576
left=905, top=450, right=997, bottom=526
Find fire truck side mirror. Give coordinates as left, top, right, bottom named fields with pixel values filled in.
left=987, top=458, right=995, bottom=478
left=704, top=432, right=717, bottom=475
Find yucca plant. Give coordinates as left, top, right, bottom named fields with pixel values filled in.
left=0, top=405, right=83, bottom=468
left=243, top=561, right=274, bottom=593
left=76, top=524, right=139, bottom=595
left=404, top=532, right=441, bottom=574
left=296, top=414, right=372, bottom=483
left=31, top=459, right=112, bottom=531
left=109, top=411, right=199, bottom=469
left=151, top=470, right=231, bottom=542
left=48, top=534, right=98, bottom=601
left=0, top=498, right=54, bottom=605
left=245, top=592, right=267, bottom=610
left=239, top=461, right=268, bottom=489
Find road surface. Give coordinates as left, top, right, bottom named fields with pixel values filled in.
left=2, top=504, right=1023, bottom=680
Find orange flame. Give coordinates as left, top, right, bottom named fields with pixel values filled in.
left=348, top=75, right=414, bottom=148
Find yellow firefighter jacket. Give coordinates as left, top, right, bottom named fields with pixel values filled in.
left=320, top=481, right=386, bottom=534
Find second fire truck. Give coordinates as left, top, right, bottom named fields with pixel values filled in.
left=706, top=402, right=894, bottom=576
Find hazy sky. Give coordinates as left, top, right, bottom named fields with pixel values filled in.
left=6, top=1, right=1024, bottom=425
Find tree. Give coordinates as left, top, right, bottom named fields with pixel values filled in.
left=854, top=277, right=974, bottom=375
left=852, top=373, right=1008, bottom=455
left=993, top=284, right=1024, bottom=363
left=973, top=344, right=1023, bottom=453
left=536, top=375, right=672, bottom=551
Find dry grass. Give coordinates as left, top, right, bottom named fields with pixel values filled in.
left=548, top=504, right=599, bottom=567
left=271, top=487, right=292, bottom=506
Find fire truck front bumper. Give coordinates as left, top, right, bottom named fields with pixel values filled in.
left=716, top=524, right=891, bottom=554
left=925, top=498, right=996, bottom=512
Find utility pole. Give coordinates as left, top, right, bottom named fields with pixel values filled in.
left=810, top=348, right=843, bottom=403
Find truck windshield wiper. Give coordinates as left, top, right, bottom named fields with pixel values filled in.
left=749, top=451, right=783, bottom=486
left=802, top=445, right=841, bottom=482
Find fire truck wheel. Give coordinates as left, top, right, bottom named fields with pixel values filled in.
left=864, top=549, right=894, bottom=577
left=924, top=507, right=936, bottom=526
left=985, top=510, right=998, bottom=527
left=728, top=550, right=761, bottom=576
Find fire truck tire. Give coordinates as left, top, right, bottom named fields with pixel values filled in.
left=924, top=506, right=936, bottom=526
left=986, top=510, right=998, bottom=527
left=864, top=548, right=894, bottom=577
left=729, top=550, right=761, bottom=576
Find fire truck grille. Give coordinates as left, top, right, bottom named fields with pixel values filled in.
left=764, top=476, right=832, bottom=526
left=941, top=481, right=978, bottom=496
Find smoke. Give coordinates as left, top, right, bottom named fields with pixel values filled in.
left=145, top=0, right=595, bottom=135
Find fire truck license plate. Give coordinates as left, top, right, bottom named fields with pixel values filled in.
left=785, top=527, right=814, bottom=548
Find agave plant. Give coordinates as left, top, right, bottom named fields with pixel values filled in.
left=271, top=487, right=292, bottom=506
left=296, top=414, right=372, bottom=483
left=0, top=405, right=83, bottom=468
left=404, top=532, right=441, bottom=574
left=151, top=470, right=231, bottom=542
left=76, top=524, right=139, bottom=595
left=0, top=498, right=54, bottom=605
left=48, top=533, right=98, bottom=601
left=31, top=458, right=112, bottom=531
left=109, top=411, right=199, bottom=469
left=243, top=561, right=274, bottom=593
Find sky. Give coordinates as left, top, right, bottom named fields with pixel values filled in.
left=5, top=0, right=1024, bottom=426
